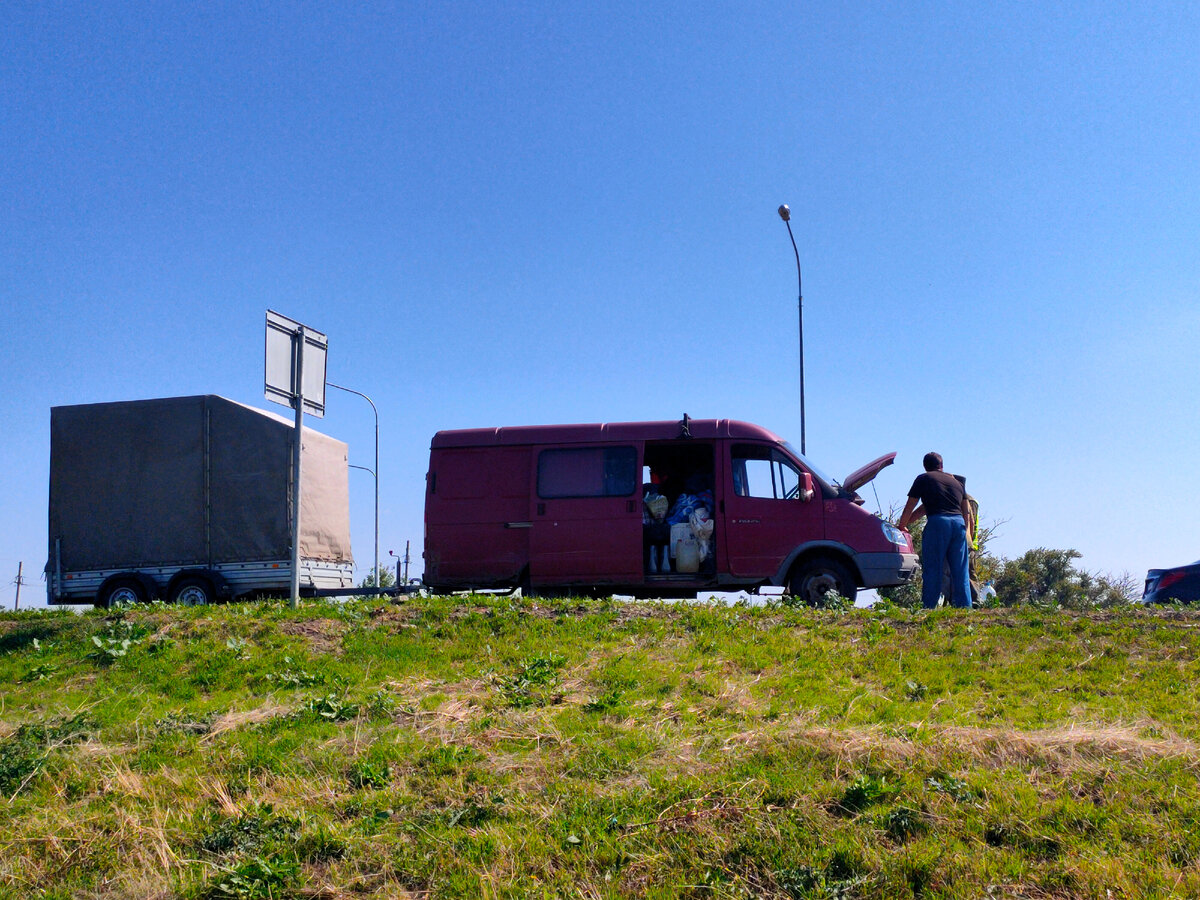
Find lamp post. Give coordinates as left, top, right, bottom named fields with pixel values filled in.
left=778, top=204, right=806, bottom=456
left=328, top=381, right=379, bottom=592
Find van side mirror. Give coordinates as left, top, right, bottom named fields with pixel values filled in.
left=799, top=472, right=814, bottom=502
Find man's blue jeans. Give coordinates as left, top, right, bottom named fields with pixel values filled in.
left=922, top=514, right=971, bottom=609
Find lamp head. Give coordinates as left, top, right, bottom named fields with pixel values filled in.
left=777, top=204, right=791, bottom=222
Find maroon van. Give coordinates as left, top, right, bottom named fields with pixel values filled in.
left=423, top=417, right=917, bottom=602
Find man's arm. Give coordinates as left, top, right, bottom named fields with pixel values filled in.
left=897, top=496, right=919, bottom=530
left=960, top=496, right=975, bottom=544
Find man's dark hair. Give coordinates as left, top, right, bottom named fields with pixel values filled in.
left=923, top=452, right=943, bottom=472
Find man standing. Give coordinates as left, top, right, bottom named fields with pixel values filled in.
left=897, top=452, right=974, bottom=609
left=924, top=476, right=982, bottom=605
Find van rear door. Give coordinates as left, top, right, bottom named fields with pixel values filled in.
left=529, top=444, right=643, bottom=586
left=425, top=447, right=531, bottom=586
left=723, top=442, right=824, bottom=578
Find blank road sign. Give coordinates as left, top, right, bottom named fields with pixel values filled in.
left=265, top=310, right=327, bottom=417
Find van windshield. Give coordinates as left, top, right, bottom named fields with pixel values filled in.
left=781, top=442, right=836, bottom=493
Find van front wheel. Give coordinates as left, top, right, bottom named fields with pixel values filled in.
left=789, top=558, right=857, bottom=607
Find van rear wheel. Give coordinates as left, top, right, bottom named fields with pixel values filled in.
left=789, top=558, right=857, bottom=607
left=516, top=568, right=535, bottom=599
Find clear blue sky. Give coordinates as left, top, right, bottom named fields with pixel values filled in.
left=2, top=1, right=1198, bottom=607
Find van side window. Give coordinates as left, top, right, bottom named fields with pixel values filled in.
left=732, top=444, right=802, bottom=500
left=538, top=447, right=637, bottom=498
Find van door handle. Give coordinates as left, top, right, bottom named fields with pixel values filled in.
left=719, top=499, right=725, bottom=513
left=537, top=503, right=546, bottom=516
left=627, top=500, right=636, bottom=513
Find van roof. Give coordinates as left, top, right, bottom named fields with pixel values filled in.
left=431, top=419, right=786, bottom=448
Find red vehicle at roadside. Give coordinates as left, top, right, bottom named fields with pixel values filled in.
left=423, top=417, right=917, bottom=602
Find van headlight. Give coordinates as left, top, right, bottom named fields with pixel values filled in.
left=881, top=523, right=907, bottom=546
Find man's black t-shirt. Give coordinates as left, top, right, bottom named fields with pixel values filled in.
left=908, top=471, right=965, bottom=517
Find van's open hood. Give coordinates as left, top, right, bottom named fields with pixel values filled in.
left=842, top=452, right=896, bottom=494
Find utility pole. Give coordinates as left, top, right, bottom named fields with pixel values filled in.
left=14, top=561, right=24, bottom=611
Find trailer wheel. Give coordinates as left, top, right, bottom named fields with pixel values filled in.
left=788, top=557, right=857, bottom=607
left=170, top=577, right=213, bottom=607
left=100, top=579, right=147, bottom=609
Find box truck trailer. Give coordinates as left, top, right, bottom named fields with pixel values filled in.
left=47, top=395, right=355, bottom=607
left=423, top=416, right=917, bottom=602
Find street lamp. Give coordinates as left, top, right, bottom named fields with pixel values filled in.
left=778, top=204, right=806, bottom=456
left=328, top=381, right=379, bottom=592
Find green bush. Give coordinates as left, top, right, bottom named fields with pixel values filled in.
left=994, top=548, right=1138, bottom=608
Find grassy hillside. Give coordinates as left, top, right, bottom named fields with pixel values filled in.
left=2, top=595, right=1200, bottom=899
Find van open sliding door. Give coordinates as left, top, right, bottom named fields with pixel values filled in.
left=529, top=444, right=643, bottom=587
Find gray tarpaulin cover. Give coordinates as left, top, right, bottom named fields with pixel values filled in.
left=50, top=396, right=352, bottom=570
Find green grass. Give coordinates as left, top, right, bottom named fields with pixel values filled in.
left=3, top=596, right=1200, bottom=898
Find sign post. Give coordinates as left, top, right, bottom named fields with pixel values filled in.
left=288, top=328, right=305, bottom=609
left=264, top=311, right=327, bottom=609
